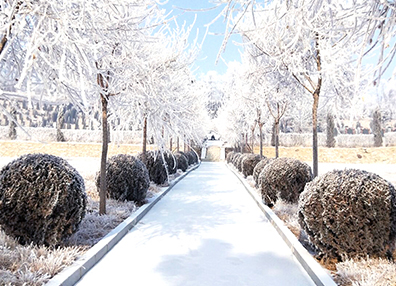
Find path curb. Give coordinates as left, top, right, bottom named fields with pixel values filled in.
left=46, top=163, right=200, bottom=286
left=226, top=164, right=337, bottom=286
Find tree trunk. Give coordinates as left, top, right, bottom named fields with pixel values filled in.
left=56, top=105, right=65, bottom=142
left=99, top=94, right=109, bottom=215
left=142, top=116, right=147, bottom=164
left=312, top=92, right=319, bottom=177
left=275, top=120, right=280, bottom=158
left=312, top=33, right=322, bottom=178
left=176, top=137, right=180, bottom=152
left=8, top=107, right=17, bottom=140
left=170, top=137, right=173, bottom=152
left=251, top=125, right=256, bottom=154
left=259, top=123, right=264, bottom=158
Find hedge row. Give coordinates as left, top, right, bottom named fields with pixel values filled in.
left=227, top=152, right=396, bottom=261
left=0, top=150, right=199, bottom=246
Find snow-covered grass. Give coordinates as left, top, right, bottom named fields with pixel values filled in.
left=0, top=168, right=165, bottom=285
left=229, top=162, right=396, bottom=286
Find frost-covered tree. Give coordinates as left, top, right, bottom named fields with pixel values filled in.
left=0, top=0, right=203, bottom=214
left=219, top=0, right=364, bottom=176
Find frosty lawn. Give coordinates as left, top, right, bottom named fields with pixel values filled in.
left=74, top=162, right=317, bottom=286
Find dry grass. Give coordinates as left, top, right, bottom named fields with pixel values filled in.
left=1, top=141, right=396, bottom=164
left=0, top=168, right=163, bottom=285
left=253, top=146, right=396, bottom=164
left=233, top=164, right=396, bottom=286
left=270, top=194, right=396, bottom=286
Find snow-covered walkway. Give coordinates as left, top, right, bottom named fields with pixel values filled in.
left=74, top=162, right=316, bottom=286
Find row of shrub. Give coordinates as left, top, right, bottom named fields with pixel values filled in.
left=227, top=151, right=396, bottom=262
left=0, top=150, right=199, bottom=246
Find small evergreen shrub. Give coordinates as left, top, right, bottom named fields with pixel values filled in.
left=298, top=169, right=396, bottom=260
left=96, top=154, right=149, bottom=203
left=232, top=153, right=242, bottom=168
left=226, top=151, right=235, bottom=164
left=236, top=154, right=249, bottom=172
left=258, top=157, right=312, bottom=207
left=253, top=157, right=273, bottom=185
left=163, top=151, right=177, bottom=174
left=0, top=154, right=87, bottom=246
left=241, top=154, right=262, bottom=177
left=186, top=150, right=199, bottom=165
left=174, top=152, right=188, bottom=172
left=138, top=151, right=168, bottom=185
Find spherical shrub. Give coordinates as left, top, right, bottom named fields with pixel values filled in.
left=163, top=151, right=177, bottom=174
left=241, top=154, right=262, bottom=177
left=0, top=154, right=86, bottom=246
left=174, top=152, right=188, bottom=172
left=258, top=157, right=312, bottom=207
left=232, top=153, right=242, bottom=168
left=138, top=151, right=168, bottom=185
left=253, top=157, right=273, bottom=185
left=96, top=154, right=149, bottom=203
left=226, top=151, right=235, bottom=164
left=298, top=169, right=396, bottom=260
left=236, top=154, right=249, bottom=172
left=186, top=150, right=199, bottom=165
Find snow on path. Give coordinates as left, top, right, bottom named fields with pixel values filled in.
left=75, top=162, right=316, bottom=286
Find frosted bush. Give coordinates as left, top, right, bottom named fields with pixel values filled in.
left=258, top=157, right=312, bottom=207
left=138, top=151, right=168, bottom=185
left=0, top=154, right=87, bottom=246
left=241, top=154, right=262, bottom=177
left=252, top=157, right=273, bottom=185
left=299, top=169, right=396, bottom=260
left=96, top=154, right=149, bottom=203
left=174, top=152, right=188, bottom=172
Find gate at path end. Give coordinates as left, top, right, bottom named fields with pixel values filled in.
left=201, top=140, right=228, bottom=162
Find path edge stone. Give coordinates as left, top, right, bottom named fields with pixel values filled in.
left=226, top=163, right=337, bottom=286
left=45, top=163, right=200, bottom=286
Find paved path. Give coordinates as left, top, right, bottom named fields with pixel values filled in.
left=75, top=162, right=315, bottom=286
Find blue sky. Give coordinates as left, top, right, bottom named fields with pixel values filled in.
left=159, top=1, right=242, bottom=77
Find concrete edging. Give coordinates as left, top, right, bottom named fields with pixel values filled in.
left=226, top=163, right=337, bottom=286
left=46, top=163, right=200, bottom=286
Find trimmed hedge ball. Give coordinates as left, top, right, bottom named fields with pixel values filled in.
left=236, top=154, right=250, bottom=172
left=163, top=151, right=177, bottom=174
left=241, top=154, right=262, bottom=177
left=174, top=152, right=189, bottom=172
left=298, top=169, right=396, bottom=260
left=252, top=157, right=273, bottom=185
left=232, top=153, right=242, bottom=168
left=186, top=150, right=199, bottom=165
left=0, top=153, right=87, bottom=246
left=226, top=151, right=235, bottom=164
left=138, top=151, right=168, bottom=185
left=258, top=157, right=312, bottom=207
left=96, top=154, right=149, bottom=203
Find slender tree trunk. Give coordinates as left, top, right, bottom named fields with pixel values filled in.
left=259, top=123, right=264, bottom=158
left=99, top=94, right=109, bottom=215
left=170, top=137, right=173, bottom=152
left=275, top=120, right=280, bottom=158
left=251, top=124, right=256, bottom=154
left=312, top=33, right=322, bottom=178
left=312, top=92, right=319, bottom=177
left=142, top=116, right=147, bottom=164
left=176, top=137, right=180, bottom=152
left=56, top=105, right=66, bottom=142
